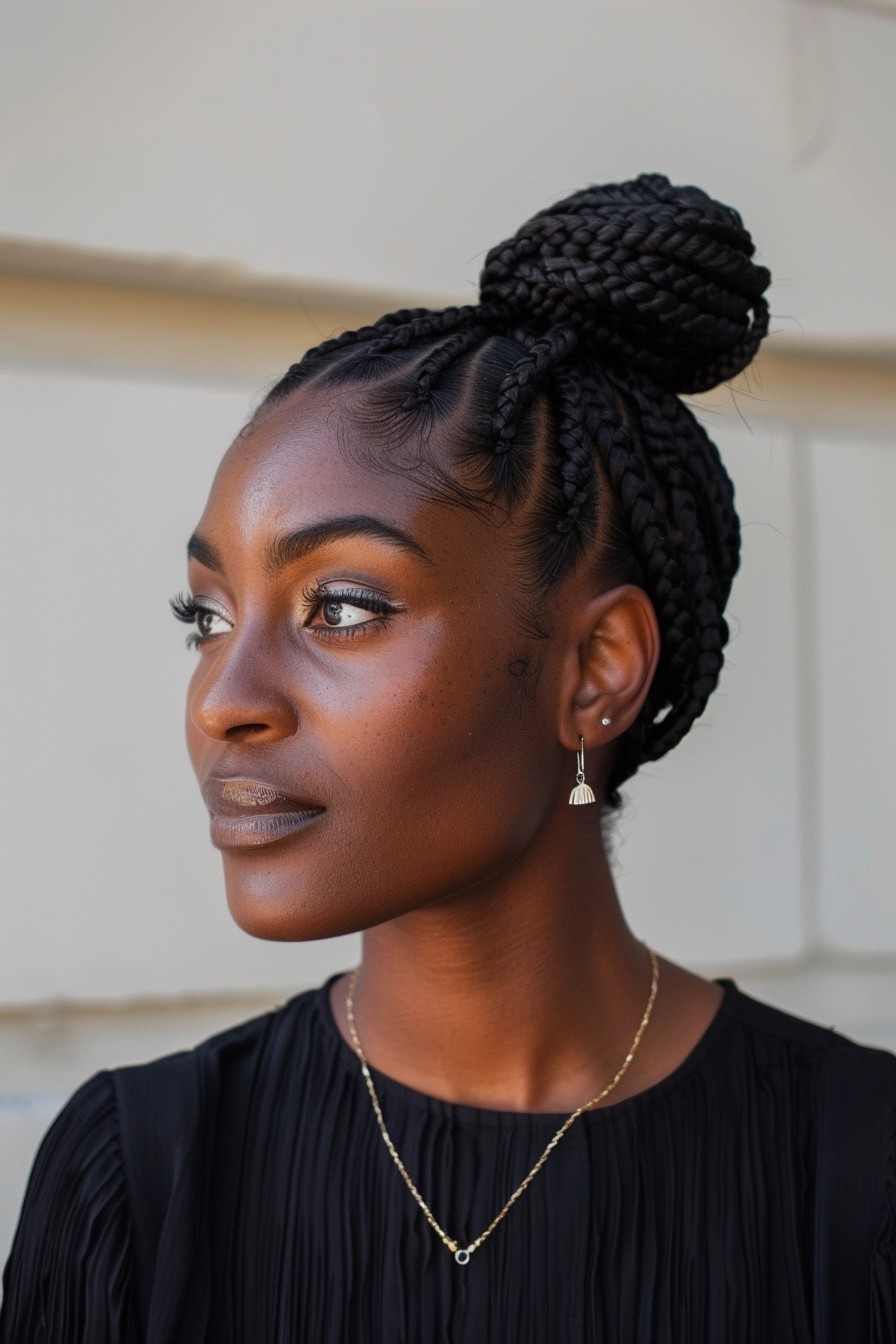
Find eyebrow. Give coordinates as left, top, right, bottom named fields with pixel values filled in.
left=186, top=515, right=431, bottom=575
left=187, top=532, right=223, bottom=571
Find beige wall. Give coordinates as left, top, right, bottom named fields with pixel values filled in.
left=2, top=0, right=895, bottom=1273
left=2, top=280, right=894, bottom=1264
left=3, top=0, right=896, bottom=345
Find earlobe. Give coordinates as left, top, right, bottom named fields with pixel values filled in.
left=560, top=585, right=660, bottom=752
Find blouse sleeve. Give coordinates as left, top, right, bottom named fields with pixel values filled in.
left=0, top=1072, right=138, bottom=1343
left=872, top=1099, right=896, bottom=1344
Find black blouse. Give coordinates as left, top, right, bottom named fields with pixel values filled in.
left=2, top=975, right=895, bottom=1343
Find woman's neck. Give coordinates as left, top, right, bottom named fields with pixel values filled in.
left=329, top=830, right=697, bottom=1114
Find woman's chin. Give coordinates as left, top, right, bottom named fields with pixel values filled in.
left=223, top=875, right=369, bottom=943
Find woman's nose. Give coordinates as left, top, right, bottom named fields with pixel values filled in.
left=188, top=630, right=299, bottom=743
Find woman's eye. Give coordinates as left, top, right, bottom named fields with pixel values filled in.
left=303, top=586, right=397, bottom=635
left=170, top=593, right=233, bottom=648
left=196, top=608, right=232, bottom=639
left=317, top=599, right=374, bottom=628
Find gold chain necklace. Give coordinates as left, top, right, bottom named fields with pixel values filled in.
left=345, top=945, right=659, bottom=1266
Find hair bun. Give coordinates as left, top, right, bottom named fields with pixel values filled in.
left=478, top=172, right=771, bottom=394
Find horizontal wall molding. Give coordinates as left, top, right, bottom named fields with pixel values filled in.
left=3, top=947, right=896, bottom=1025
left=2, top=239, right=896, bottom=432
left=822, top=0, right=896, bottom=17
left=0, top=236, right=457, bottom=314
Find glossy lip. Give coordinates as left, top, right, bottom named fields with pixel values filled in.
left=202, top=776, right=325, bottom=851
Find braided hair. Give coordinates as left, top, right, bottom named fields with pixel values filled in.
left=262, top=173, right=771, bottom=808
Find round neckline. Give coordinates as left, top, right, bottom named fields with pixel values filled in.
left=313, top=971, right=739, bottom=1128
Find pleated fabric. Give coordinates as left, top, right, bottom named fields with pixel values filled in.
left=3, top=977, right=896, bottom=1343
left=0, top=1072, right=138, bottom=1343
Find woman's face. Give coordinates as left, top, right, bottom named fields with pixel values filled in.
left=184, top=387, right=576, bottom=940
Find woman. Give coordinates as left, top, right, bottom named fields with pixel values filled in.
left=2, top=172, right=894, bottom=1342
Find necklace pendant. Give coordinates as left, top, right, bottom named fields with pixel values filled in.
left=454, top=1247, right=472, bottom=1265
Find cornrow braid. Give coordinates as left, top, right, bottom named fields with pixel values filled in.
left=492, top=327, right=579, bottom=453
left=538, top=363, right=600, bottom=583
left=268, top=306, right=483, bottom=402
left=261, top=172, right=772, bottom=806
left=363, top=306, right=482, bottom=356
left=487, top=326, right=580, bottom=502
left=402, top=325, right=487, bottom=409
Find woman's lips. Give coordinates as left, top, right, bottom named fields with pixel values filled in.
left=219, top=779, right=284, bottom=808
left=202, top=776, right=324, bottom=850
left=210, top=810, right=323, bottom=849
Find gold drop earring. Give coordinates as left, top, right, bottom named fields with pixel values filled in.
left=569, top=735, right=596, bottom=805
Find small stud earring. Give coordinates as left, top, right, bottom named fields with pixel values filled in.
left=601, top=716, right=611, bottom=727
left=569, top=736, right=596, bottom=806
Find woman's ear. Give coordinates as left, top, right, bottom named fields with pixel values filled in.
left=558, top=585, right=661, bottom=752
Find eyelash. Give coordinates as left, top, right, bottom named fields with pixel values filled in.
left=169, top=585, right=398, bottom=649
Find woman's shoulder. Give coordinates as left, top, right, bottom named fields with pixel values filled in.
left=718, top=984, right=896, bottom=1338
left=721, top=978, right=896, bottom=1067
left=0, top=984, right=330, bottom=1339
left=109, top=980, right=326, bottom=1122
left=717, top=979, right=896, bottom=1117
left=0, top=1070, right=132, bottom=1339
left=13, top=984, right=326, bottom=1238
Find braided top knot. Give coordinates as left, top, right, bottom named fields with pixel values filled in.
left=479, top=173, right=771, bottom=394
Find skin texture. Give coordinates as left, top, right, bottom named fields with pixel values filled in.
left=185, top=385, right=723, bottom=1114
